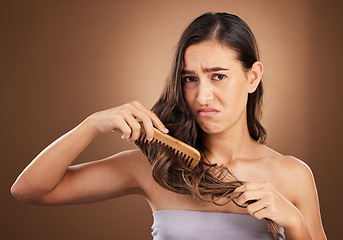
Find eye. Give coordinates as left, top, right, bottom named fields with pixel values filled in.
left=212, top=74, right=226, bottom=81
left=182, top=76, right=198, bottom=83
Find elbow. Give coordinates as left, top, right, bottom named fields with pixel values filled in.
left=11, top=181, right=55, bottom=205
left=10, top=181, right=28, bottom=203
left=10, top=181, right=39, bottom=204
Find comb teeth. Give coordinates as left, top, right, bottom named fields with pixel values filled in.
left=135, top=123, right=201, bottom=169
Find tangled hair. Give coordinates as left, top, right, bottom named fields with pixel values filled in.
left=136, top=12, right=278, bottom=239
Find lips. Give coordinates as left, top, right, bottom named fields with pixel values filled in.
left=196, top=108, right=220, bottom=117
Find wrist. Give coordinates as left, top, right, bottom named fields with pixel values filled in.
left=80, top=114, right=102, bottom=137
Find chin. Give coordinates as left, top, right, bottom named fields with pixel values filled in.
left=198, top=122, right=223, bottom=135
left=202, top=129, right=223, bottom=135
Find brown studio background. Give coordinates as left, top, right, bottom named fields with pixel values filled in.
left=1, top=0, right=342, bottom=239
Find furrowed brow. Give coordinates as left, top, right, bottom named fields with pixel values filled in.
left=203, top=67, right=229, bottom=72
left=181, top=67, right=229, bottom=75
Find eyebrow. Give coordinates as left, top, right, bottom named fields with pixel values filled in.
left=182, top=67, right=229, bottom=74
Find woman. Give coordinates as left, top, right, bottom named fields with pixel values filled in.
left=11, top=12, right=326, bottom=239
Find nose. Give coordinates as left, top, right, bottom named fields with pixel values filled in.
left=196, top=79, right=214, bottom=106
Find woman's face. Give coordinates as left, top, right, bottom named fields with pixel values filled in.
left=182, top=40, right=259, bottom=135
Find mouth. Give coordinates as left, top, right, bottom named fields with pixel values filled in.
left=196, top=108, right=220, bottom=117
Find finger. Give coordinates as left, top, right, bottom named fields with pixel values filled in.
left=251, top=207, right=269, bottom=221
left=148, top=112, right=169, bottom=134
left=128, top=108, right=155, bottom=140
left=141, top=118, right=154, bottom=141
left=116, top=118, right=132, bottom=140
left=234, top=189, right=263, bottom=206
left=246, top=198, right=268, bottom=218
left=122, top=113, right=142, bottom=141
left=132, top=101, right=169, bottom=133
left=233, top=182, right=265, bottom=193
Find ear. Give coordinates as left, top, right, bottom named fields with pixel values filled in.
left=247, top=61, right=263, bottom=93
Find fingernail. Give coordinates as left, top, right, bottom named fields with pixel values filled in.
left=147, top=136, right=153, bottom=141
left=163, top=128, right=169, bottom=133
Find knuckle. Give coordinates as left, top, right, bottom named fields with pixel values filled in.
left=111, top=115, right=119, bottom=123
left=113, top=111, right=123, bottom=119
left=130, top=100, right=140, bottom=106
left=240, top=192, right=248, bottom=202
left=241, top=183, right=249, bottom=191
left=142, top=113, right=151, bottom=121
left=120, top=103, right=129, bottom=109
left=123, top=103, right=134, bottom=111
left=124, top=104, right=133, bottom=111
left=246, top=204, right=254, bottom=213
left=122, top=127, right=131, bottom=135
left=132, top=122, right=141, bottom=132
left=112, top=106, right=125, bottom=116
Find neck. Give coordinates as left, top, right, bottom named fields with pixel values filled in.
left=202, top=116, right=256, bottom=165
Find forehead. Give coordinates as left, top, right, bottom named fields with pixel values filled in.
left=183, top=40, right=238, bottom=70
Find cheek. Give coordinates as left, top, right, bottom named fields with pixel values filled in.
left=219, top=79, right=249, bottom=107
left=183, top=88, right=194, bottom=108
left=233, top=82, right=248, bottom=99
left=233, top=84, right=249, bottom=110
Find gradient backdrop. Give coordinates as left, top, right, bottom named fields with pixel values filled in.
left=2, top=0, right=342, bottom=239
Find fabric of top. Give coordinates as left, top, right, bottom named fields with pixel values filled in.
left=152, top=209, right=285, bottom=240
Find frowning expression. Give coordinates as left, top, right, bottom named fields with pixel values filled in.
left=182, top=40, right=259, bottom=135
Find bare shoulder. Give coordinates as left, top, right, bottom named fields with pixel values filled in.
left=265, top=152, right=315, bottom=205
left=259, top=145, right=312, bottom=177
left=264, top=151, right=326, bottom=238
left=271, top=154, right=312, bottom=176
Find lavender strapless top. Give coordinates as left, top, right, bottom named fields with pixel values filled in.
left=152, top=210, right=285, bottom=240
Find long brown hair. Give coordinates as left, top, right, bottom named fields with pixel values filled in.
left=136, top=12, right=279, bottom=239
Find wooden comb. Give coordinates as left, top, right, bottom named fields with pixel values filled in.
left=135, top=123, right=201, bottom=169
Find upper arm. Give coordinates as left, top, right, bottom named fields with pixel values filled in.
left=36, top=149, right=149, bottom=205
left=286, top=157, right=327, bottom=239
